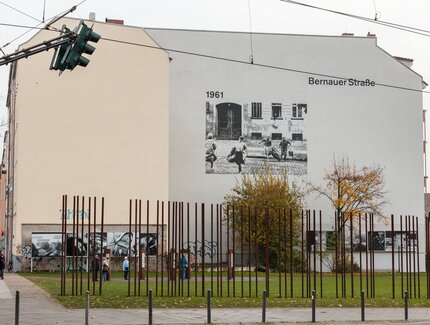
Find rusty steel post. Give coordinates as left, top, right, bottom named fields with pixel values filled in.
left=92, top=197, right=97, bottom=296
left=290, top=209, right=293, bottom=298
left=416, top=216, right=421, bottom=298
left=219, top=205, right=223, bottom=297
left=161, top=201, right=164, bottom=297
left=138, top=200, right=142, bottom=296
left=301, top=210, right=304, bottom=298
left=146, top=200, right=150, bottom=296
left=391, top=214, right=395, bottom=299
left=128, top=200, right=132, bottom=297
left=80, top=196, right=85, bottom=296
left=335, top=212, right=338, bottom=298
left=255, top=207, right=259, bottom=297
left=232, top=204, right=235, bottom=298
left=135, top=199, right=139, bottom=296
left=319, top=211, right=322, bottom=298
left=87, top=197, right=91, bottom=292
left=359, top=214, right=362, bottom=293
left=400, top=215, right=404, bottom=296
left=240, top=205, right=244, bottom=298
left=195, top=203, right=198, bottom=295
left=211, top=204, right=215, bottom=296
left=187, top=202, right=191, bottom=297
left=99, top=198, right=104, bottom=295
left=156, top=200, right=159, bottom=296
left=72, top=196, right=76, bottom=296
left=249, top=206, right=253, bottom=298
left=350, top=212, right=354, bottom=298
left=278, top=208, right=281, bottom=298
left=264, top=207, right=270, bottom=297
left=202, top=203, right=206, bottom=297
left=61, top=195, right=65, bottom=296
left=283, top=208, right=287, bottom=298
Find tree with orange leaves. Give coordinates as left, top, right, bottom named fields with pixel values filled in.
left=310, top=157, right=388, bottom=232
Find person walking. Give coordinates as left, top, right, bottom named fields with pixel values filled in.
left=227, top=136, right=247, bottom=173
left=258, top=136, right=273, bottom=159
left=279, top=137, right=291, bottom=161
left=123, top=256, right=129, bottom=280
left=0, top=250, right=5, bottom=279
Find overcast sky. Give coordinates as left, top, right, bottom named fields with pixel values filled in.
left=1, top=0, right=429, bottom=163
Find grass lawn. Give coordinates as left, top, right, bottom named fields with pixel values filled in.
left=21, top=271, right=430, bottom=309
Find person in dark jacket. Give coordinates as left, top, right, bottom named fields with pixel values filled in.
left=93, top=255, right=100, bottom=281
left=0, top=250, right=5, bottom=279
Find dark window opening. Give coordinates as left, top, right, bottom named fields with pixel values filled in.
left=292, top=133, right=303, bottom=141
left=251, top=102, right=262, bottom=118
left=251, top=132, right=262, bottom=140
left=272, top=103, right=282, bottom=119
left=271, top=133, right=282, bottom=140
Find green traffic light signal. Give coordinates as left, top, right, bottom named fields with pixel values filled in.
left=65, top=21, right=101, bottom=70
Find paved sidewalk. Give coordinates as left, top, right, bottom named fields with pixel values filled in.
left=1, top=273, right=430, bottom=324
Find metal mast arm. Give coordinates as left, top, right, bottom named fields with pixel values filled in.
left=0, top=33, right=75, bottom=67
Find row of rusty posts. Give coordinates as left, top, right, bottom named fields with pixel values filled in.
left=60, top=195, right=105, bottom=296
left=59, top=196, right=428, bottom=299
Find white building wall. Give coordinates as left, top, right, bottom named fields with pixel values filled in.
left=146, top=29, right=424, bottom=270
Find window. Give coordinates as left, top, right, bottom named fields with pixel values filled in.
left=251, top=132, right=262, bottom=140
left=292, top=104, right=307, bottom=119
left=271, top=133, right=282, bottom=140
left=292, top=133, right=303, bottom=141
left=272, top=103, right=282, bottom=119
left=251, top=102, right=262, bottom=118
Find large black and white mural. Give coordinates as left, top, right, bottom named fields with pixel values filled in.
left=205, top=101, right=308, bottom=175
left=32, top=232, right=157, bottom=258
left=106, top=232, right=157, bottom=257
left=32, top=233, right=62, bottom=257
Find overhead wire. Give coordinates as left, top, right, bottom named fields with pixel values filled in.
left=0, top=1, right=42, bottom=24
left=0, top=0, right=428, bottom=97
left=101, top=36, right=429, bottom=95
left=279, top=0, right=430, bottom=37
left=0, top=1, right=86, bottom=52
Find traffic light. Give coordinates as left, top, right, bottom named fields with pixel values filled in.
left=65, top=21, right=101, bottom=70
left=50, top=25, right=72, bottom=71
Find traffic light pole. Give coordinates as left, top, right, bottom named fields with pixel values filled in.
left=0, top=33, right=75, bottom=67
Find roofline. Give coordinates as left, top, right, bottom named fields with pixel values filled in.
left=145, top=27, right=423, bottom=82
left=143, top=26, right=376, bottom=40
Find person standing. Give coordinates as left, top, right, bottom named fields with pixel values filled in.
left=123, top=256, right=129, bottom=280
left=179, top=254, right=188, bottom=280
left=102, top=257, right=109, bottom=282
left=93, top=255, right=100, bottom=281
left=205, top=133, right=217, bottom=169
left=0, top=251, right=5, bottom=279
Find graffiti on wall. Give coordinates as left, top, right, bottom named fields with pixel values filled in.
left=183, top=240, right=217, bottom=259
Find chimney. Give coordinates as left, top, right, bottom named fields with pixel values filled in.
left=105, top=18, right=124, bottom=25
left=367, top=32, right=376, bottom=37
left=89, top=12, right=96, bottom=21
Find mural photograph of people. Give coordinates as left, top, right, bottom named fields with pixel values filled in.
left=106, top=232, right=158, bottom=257
left=205, top=101, right=307, bottom=175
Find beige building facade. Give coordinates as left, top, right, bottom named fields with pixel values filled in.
left=5, top=18, right=170, bottom=268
